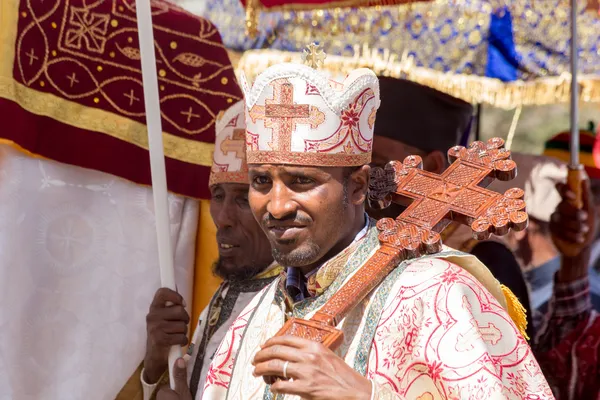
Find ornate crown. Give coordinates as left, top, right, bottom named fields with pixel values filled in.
left=209, top=100, right=249, bottom=186
left=239, top=62, right=380, bottom=166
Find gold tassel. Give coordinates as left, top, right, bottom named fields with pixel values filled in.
left=501, top=284, right=529, bottom=340
left=245, top=0, right=259, bottom=38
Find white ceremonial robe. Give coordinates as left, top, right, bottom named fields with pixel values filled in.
left=0, top=145, right=198, bottom=400
left=202, top=221, right=553, bottom=400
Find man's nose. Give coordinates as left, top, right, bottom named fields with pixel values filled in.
left=214, top=201, right=236, bottom=228
left=266, top=182, right=296, bottom=220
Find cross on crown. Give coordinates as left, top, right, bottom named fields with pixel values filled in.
left=220, top=128, right=246, bottom=159
left=302, top=42, right=327, bottom=69
left=369, top=137, right=528, bottom=257
left=209, top=100, right=249, bottom=186
left=247, top=79, right=325, bottom=153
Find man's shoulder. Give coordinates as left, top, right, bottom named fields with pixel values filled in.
left=392, top=253, right=502, bottom=300
left=400, top=254, right=477, bottom=282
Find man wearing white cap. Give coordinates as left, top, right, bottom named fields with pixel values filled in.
left=142, top=101, right=280, bottom=400
left=161, top=58, right=551, bottom=399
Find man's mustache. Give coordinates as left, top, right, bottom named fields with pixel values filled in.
left=261, top=213, right=312, bottom=226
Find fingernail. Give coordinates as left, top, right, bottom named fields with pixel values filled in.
left=182, top=298, right=187, bottom=307
left=177, top=358, right=185, bottom=368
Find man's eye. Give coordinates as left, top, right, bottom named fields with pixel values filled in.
left=293, top=177, right=314, bottom=185
left=252, top=176, right=271, bottom=185
left=212, top=193, right=224, bottom=201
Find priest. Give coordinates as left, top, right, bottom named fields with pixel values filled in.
left=144, top=101, right=281, bottom=400
left=172, top=59, right=555, bottom=399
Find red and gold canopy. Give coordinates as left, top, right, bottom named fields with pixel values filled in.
left=0, top=0, right=243, bottom=199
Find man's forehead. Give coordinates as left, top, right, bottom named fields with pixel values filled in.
left=211, top=182, right=250, bottom=192
left=248, top=164, right=334, bottom=175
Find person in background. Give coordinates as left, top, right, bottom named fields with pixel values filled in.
left=542, top=127, right=600, bottom=311
left=370, top=76, right=535, bottom=338
left=492, top=155, right=569, bottom=330
left=534, top=168, right=600, bottom=399
left=142, top=101, right=279, bottom=400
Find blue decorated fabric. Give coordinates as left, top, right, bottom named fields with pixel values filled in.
left=202, top=0, right=600, bottom=82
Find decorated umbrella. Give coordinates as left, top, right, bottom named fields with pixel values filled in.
left=203, top=0, right=600, bottom=110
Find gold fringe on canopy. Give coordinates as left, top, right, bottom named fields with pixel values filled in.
left=235, top=48, right=600, bottom=109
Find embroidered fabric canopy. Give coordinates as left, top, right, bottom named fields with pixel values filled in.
left=0, top=0, right=243, bottom=199
left=204, top=0, right=600, bottom=109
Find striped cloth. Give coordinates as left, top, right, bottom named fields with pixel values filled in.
left=543, top=128, right=600, bottom=179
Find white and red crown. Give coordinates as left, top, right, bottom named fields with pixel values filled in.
left=239, top=63, right=380, bottom=167
left=209, top=100, right=249, bottom=186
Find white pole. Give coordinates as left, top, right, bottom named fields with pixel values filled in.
left=570, top=0, right=579, bottom=166
left=134, top=0, right=181, bottom=389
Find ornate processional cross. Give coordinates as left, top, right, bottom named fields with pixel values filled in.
left=264, top=138, right=527, bottom=383
left=369, top=137, right=528, bottom=245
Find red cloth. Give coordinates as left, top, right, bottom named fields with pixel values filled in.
left=537, top=312, right=600, bottom=400
left=2, top=0, right=242, bottom=199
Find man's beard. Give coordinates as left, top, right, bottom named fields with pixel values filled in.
left=271, top=240, right=321, bottom=267
left=212, top=259, right=269, bottom=282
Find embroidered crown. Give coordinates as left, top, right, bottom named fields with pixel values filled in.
left=239, top=63, right=380, bottom=166
left=209, top=100, right=249, bottom=186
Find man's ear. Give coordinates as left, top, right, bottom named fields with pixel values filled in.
left=350, top=165, right=371, bottom=205
left=423, top=150, right=446, bottom=174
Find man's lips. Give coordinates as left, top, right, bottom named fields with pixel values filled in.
left=267, top=225, right=306, bottom=241
left=217, top=241, right=240, bottom=255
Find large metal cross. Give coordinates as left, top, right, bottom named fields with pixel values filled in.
left=369, top=137, right=528, bottom=251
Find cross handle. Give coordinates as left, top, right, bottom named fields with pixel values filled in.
left=367, top=155, right=423, bottom=210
